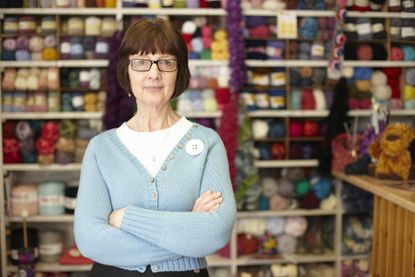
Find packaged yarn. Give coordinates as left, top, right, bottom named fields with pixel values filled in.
left=10, top=183, right=38, bottom=217
left=38, top=181, right=65, bottom=216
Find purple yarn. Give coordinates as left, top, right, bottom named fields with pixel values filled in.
left=226, top=0, right=246, bottom=92
left=103, top=31, right=135, bottom=130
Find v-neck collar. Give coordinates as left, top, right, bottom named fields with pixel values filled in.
left=108, top=123, right=198, bottom=179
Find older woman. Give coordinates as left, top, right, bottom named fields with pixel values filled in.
left=74, top=18, right=236, bottom=277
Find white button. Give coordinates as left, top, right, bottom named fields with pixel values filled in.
left=168, top=153, right=175, bottom=160
left=151, top=265, right=160, bottom=272
left=151, top=192, right=157, bottom=199
left=194, top=269, right=200, bottom=273
left=185, top=139, right=204, bottom=156
left=150, top=178, right=155, bottom=183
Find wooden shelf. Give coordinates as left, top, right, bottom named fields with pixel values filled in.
left=0, top=60, right=109, bottom=68
left=206, top=254, right=232, bottom=267
left=254, top=159, right=319, bottom=168
left=8, top=215, right=74, bottom=223
left=341, top=254, right=370, bottom=260
left=2, top=112, right=103, bottom=120
left=7, top=263, right=92, bottom=273
left=347, top=11, right=415, bottom=18
left=237, top=251, right=337, bottom=265
left=246, top=60, right=328, bottom=67
left=343, top=61, right=415, bottom=67
left=188, top=60, right=228, bottom=67
left=179, top=111, right=222, bottom=118
left=348, top=109, right=415, bottom=117
left=0, top=8, right=117, bottom=15
left=243, top=9, right=336, bottom=17
left=3, top=163, right=82, bottom=171
left=237, top=209, right=338, bottom=218
left=122, top=8, right=226, bottom=16
left=248, top=110, right=329, bottom=117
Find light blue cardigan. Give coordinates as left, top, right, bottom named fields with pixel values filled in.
left=74, top=123, right=236, bottom=273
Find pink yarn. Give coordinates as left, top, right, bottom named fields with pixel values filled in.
left=359, top=98, right=372, bottom=109
left=285, top=216, right=308, bottom=237
left=357, top=44, right=373, bottom=60
left=289, top=121, right=303, bottom=137
left=269, top=194, right=289, bottom=210
left=391, top=47, right=403, bottom=61
left=348, top=98, right=360, bottom=109
left=249, top=26, right=270, bottom=38
left=11, top=183, right=38, bottom=216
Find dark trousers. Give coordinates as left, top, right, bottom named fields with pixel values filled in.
left=90, top=262, right=209, bottom=277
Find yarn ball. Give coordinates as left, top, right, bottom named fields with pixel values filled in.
left=406, top=68, right=415, bottom=85
left=261, top=177, right=278, bottom=197
left=281, top=168, right=305, bottom=183
left=269, top=194, right=290, bottom=211
left=238, top=218, right=267, bottom=236
left=320, top=194, right=337, bottom=210
left=371, top=70, right=387, bottom=86
left=237, top=233, right=258, bottom=256
left=289, top=121, right=303, bottom=137
left=295, top=179, right=311, bottom=197
left=276, top=178, right=295, bottom=198
left=285, top=216, right=308, bottom=237
left=252, top=119, right=269, bottom=139
left=277, top=233, right=297, bottom=255
left=310, top=177, right=332, bottom=199
left=299, top=191, right=320, bottom=209
left=266, top=217, right=286, bottom=236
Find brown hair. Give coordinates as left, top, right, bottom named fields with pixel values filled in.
left=117, top=18, right=190, bottom=99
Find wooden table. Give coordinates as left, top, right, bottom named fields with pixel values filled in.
left=334, top=172, right=415, bottom=277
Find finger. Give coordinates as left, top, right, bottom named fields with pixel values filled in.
left=208, top=203, right=220, bottom=212
left=202, top=197, right=223, bottom=211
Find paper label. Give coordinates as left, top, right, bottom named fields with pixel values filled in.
left=39, top=195, right=64, bottom=207
left=65, top=197, right=77, bottom=209
left=357, top=23, right=371, bottom=36
left=311, top=44, right=324, bottom=57
left=39, top=242, right=62, bottom=255
left=371, top=23, right=384, bottom=33
left=12, top=191, right=37, bottom=204
left=277, top=12, right=297, bottom=39
left=402, top=27, right=415, bottom=38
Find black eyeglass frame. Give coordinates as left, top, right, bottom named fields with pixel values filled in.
left=129, top=58, right=178, bottom=72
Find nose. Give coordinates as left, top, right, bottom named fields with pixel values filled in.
left=147, top=62, right=161, bottom=78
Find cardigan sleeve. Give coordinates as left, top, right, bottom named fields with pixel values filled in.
left=74, top=138, right=183, bottom=267
left=120, top=130, right=237, bottom=258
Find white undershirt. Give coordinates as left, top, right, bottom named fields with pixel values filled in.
left=116, top=117, right=193, bottom=177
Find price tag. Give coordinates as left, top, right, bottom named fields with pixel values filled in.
left=277, top=12, right=297, bottom=39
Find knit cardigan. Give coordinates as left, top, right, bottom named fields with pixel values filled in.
left=74, top=123, right=237, bottom=272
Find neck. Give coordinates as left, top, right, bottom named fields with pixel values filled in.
left=128, top=104, right=180, bottom=132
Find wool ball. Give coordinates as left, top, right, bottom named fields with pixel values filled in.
left=238, top=218, right=267, bottom=236
left=371, top=70, right=387, bottom=86
left=276, top=178, right=295, bottom=198
left=252, top=119, right=269, bottom=139
left=295, top=179, right=311, bottom=197
left=372, top=86, right=392, bottom=100
left=266, top=217, right=286, bottom=236
left=281, top=168, right=305, bottom=183
left=182, top=21, right=197, bottom=35
left=320, top=194, right=337, bottom=210
left=310, top=177, right=332, bottom=199
left=269, top=194, right=289, bottom=211
left=277, top=233, right=297, bottom=254
left=299, top=191, right=320, bottom=209
left=405, top=68, right=415, bottom=85
left=285, top=216, right=308, bottom=237
left=261, top=177, right=278, bottom=197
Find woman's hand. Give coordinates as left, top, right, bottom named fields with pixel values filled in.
left=192, top=190, right=222, bottom=212
left=108, top=208, right=126, bottom=228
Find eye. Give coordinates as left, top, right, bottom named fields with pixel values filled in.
left=135, top=59, right=147, bottom=65
left=160, top=60, right=173, bottom=66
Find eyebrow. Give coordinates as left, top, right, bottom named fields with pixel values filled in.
left=130, top=54, right=175, bottom=59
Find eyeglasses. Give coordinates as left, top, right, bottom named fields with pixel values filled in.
left=129, top=59, right=178, bottom=72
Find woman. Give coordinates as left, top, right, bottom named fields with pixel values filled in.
left=74, top=18, right=236, bottom=277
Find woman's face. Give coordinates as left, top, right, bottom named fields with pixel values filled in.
left=128, top=52, right=178, bottom=108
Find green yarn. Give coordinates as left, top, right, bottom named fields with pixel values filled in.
left=295, top=179, right=311, bottom=197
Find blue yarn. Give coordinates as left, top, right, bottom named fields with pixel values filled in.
left=299, top=42, right=311, bottom=53
left=258, top=143, right=272, bottom=160
left=291, top=89, right=302, bottom=110
left=258, top=195, right=269, bottom=211
left=312, top=177, right=332, bottom=200
left=188, top=51, right=200, bottom=60
left=405, top=68, right=415, bottom=85
left=15, top=49, right=30, bottom=60
left=314, top=0, right=326, bottom=9
left=70, top=37, right=85, bottom=59
left=302, top=143, right=313, bottom=159
left=268, top=120, right=285, bottom=138
left=1, top=50, right=15, bottom=60
left=402, top=46, right=415, bottom=61
left=354, top=67, right=373, bottom=80
left=300, top=18, right=318, bottom=39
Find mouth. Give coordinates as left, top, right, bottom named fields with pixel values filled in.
left=144, top=86, right=163, bottom=92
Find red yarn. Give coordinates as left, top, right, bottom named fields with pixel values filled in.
left=357, top=44, right=373, bottom=60
left=271, top=143, right=285, bottom=159
left=391, top=47, right=404, bottom=61
left=41, top=121, right=60, bottom=143
left=3, top=138, right=21, bottom=163
left=3, top=121, right=16, bottom=139
left=301, top=90, right=316, bottom=110
left=289, top=121, right=303, bottom=137
left=303, top=120, right=320, bottom=136
left=299, top=191, right=320, bottom=209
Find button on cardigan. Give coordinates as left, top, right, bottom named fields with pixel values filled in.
left=74, top=123, right=237, bottom=272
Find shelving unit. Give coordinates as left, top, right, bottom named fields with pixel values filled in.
left=0, top=2, right=413, bottom=277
